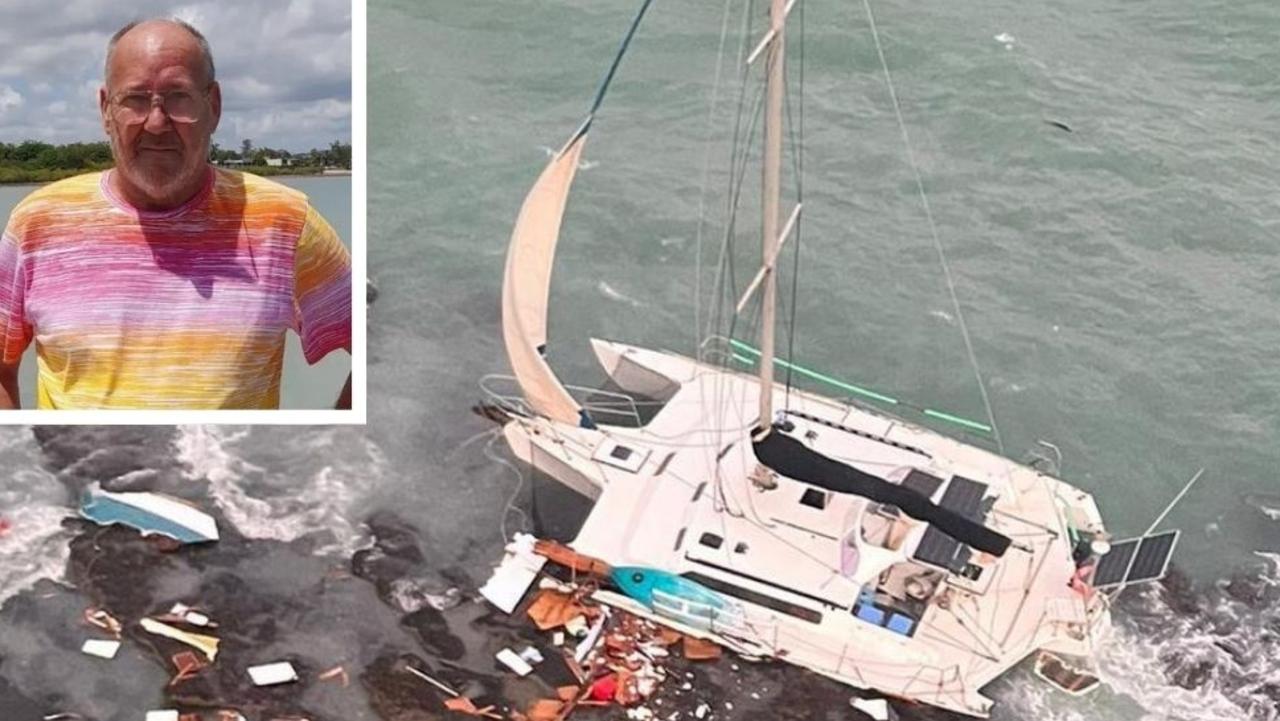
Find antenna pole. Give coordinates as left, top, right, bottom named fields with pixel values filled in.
left=758, top=0, right=787, bottom=431
left=1143, top=467, right=1204, bottom=536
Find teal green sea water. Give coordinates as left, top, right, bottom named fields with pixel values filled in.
left=367, top=0, right=1279, bottom=718
left=372, top=0, right=1277, bottom=572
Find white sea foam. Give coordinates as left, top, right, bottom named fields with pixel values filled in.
left=538, top=145, right=597, bottom=170
left=175, top=425, right=384, bottom=556
left=1096, top=569, right=1280, bottom=721
left=0, top=432, right=71, bottom=607
left=597, top=280, right=643, bottom=307
left=927, top=308, right=955, bottom=325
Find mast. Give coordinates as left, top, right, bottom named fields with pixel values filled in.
left=757, top=0, right=786, bottom=432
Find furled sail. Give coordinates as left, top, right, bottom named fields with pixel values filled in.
left=501, top=131, right=590, bottom=426
left=753, top=430, right=1012, bottom=557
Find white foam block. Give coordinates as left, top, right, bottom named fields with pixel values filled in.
left=247, top=661, right=299, bottom=686
left=495, top=648, right=534, bottom=676
left=145, top=711, right=179, bottom=721
left=479, top=533, right=547, bottom=614
left=850, top=697, right=892, bottom=721
left=81, top=639, right=121, bottom=659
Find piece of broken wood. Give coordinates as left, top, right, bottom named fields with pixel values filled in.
left=526, top=589, right=591, bottom=631
left=682, top=636, right=722, bottom=661
left=533, top=540, right=612, bottom=577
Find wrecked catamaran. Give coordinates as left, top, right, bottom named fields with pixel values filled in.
left=484, top=1, right=1178, bottom=716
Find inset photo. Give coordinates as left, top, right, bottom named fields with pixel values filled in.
left=0, top=0, right=361, bottom=421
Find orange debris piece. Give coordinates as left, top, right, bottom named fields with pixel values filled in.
left=526, top=589, right=590, bottom=631
left=525, top=698, right=564, bottom=721
left=533, top=540, right=612, bottom=577
left=682, top=635, right=723, bottom=661
left=443, top=696, right=501, bottom=719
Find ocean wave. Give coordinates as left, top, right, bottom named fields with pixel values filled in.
left=597, top=280, right=643, bottom=307
left=0, top=432, right=71, bottom=607
left=1102, top=564, right=1280, bottom=721
left=0, top=505, right=72, bottom=607
left=175, top=425, right=385, bottom=556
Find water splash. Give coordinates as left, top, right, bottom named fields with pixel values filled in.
left=0, top=431, right=71, bottom=607
left=1102, top=563, right=1280, bottom=721
left=174, top=425, right=385, bottom=556
left=597, top=280, right=644, bottom=307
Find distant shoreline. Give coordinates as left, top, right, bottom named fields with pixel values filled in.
left=0, top=166, right=351, bottom=186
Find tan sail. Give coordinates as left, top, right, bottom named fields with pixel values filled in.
left=501, top=132, right=589, bottom=426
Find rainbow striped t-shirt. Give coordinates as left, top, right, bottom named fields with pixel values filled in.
left=0, top=168, right=351, bottom=409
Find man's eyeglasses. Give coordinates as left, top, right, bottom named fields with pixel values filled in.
left=111, top=88, right=209, bottom=125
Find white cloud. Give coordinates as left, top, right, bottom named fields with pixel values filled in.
left=0, top=85, right=24, bottom=115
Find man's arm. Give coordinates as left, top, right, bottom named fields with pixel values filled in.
left=0, top=360, right=20, bottom=409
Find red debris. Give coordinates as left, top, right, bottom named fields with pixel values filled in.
left=588, top=674, right=618, bottom=702
left=168, top=651, right=208, bottom=687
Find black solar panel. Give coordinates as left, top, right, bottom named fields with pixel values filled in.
left=903, top=470, right=945, bottom=499
left=1092, top=530, right=1179, bottom=588
left=913, top=476, right=988, bottom=572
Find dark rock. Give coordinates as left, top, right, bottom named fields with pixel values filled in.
left=402, top=608, right=466, bottom=662
left=0, top=666, right=44, bottom=721
left=361, top=654, right=444, bottom=721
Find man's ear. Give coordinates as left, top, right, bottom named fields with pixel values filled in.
left=98, top=85, right=111, bottom=135
left=208, top=81, right=222, bottom=133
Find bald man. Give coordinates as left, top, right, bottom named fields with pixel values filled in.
left=0, top=19, right=352, bottom=410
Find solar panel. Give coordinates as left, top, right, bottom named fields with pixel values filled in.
left=1092, top=530, right=1179, bottom=588
left=913, top=476, right=987, bottom=572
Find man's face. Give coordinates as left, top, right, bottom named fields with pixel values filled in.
left=99, top=22, right=221, bottom=209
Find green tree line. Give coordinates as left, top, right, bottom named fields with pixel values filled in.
left=0, top=140, right=352, bottom=184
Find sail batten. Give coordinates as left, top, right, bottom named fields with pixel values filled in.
left=501, top=133, right=589, bottom=426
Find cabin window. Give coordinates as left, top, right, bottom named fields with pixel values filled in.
left=800, top=488, right=828, bottom=510
left=699, top=533, right=723, bottom=550
left=733, top=542, right=748, bottom=554
left=610, top=445, right=634, bottom=461
left=674, top=528, right=686, bottom=551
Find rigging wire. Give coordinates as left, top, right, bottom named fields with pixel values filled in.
left=859, top=0, right=1005, bottom=454
left=693, top=0, right=744, bottom=360
left=781, top=0, right=806, bottom=412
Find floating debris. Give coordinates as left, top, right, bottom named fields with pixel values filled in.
left=168, top=651, right=208, bottom=687
left=318, top=665, right=350, bottom=687
left=247, top=661, right=299, bottom=687
left=145, top=712, right=179, bottom=721
left=80, top=484, right=218, bottom=544
left=496, top=647, right=535, bottom=676
left=850, top=697, right=897, bottom=721
left=444, top=696, right=502, bottom=719
left=158, top=602, right=216, bottom=628
left=140, top=618, right=220, bottom=661
left=404, top=664, right=459, bottom=697
left=80, top=639, right=121, bottom=659
left=480, top=533, right=547, bottom=613
left=681, top=636, right=721, bottom=661
left=83, top=607, right=123, bottom=637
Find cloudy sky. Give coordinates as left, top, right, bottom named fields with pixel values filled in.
left=0, top=0, right=351, bottom=153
